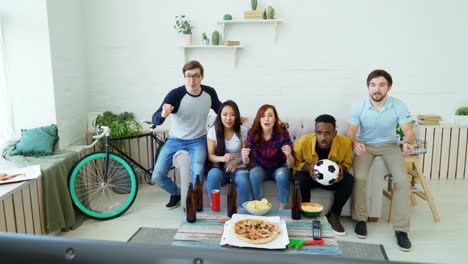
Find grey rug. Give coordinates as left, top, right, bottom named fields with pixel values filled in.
left=128, top=227, right=388, bottom=261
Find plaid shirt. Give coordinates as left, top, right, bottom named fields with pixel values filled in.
left=245, top=129, right=294, bottom=170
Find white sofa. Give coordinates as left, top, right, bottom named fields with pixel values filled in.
left=175, top=117, right=387, bottom=221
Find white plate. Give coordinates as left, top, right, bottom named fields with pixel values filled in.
left=220, top=214, right=289, bottom=249
left=0, top=165, right=41, bottom=185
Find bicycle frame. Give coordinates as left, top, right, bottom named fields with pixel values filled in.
left=105, top=132, right=165, bottom=179
left=89, top=125, right=166, bottom=184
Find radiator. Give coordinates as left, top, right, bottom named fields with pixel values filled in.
left=418, top=125, right=468, bottom=180
left=0, top=177, right=45, bottom=234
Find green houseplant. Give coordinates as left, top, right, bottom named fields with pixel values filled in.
left=202, top=32, right=209, bottom=45
left=94, top=111, right=142, bottom=149
left=455, top=106, right=468, bottom=116
left=396, top=120, right=416, bottom=141
left=263, top=5, right=275, bottom=19
left=174, top=15, right=194, bottom=45
left=455, top=106, right=468, bottom=125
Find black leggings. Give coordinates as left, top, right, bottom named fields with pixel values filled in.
left=295, top=170, right=354, bottom=216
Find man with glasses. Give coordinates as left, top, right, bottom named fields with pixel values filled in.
left=152, top=60, right=222, bottom=209
left=293, top=114, right=354, bottom=236
left=347, top=69, right=415, bottom=251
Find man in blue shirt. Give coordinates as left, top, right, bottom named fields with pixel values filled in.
left=347, top=69, right=415, bottom=252
left=152, top=60, right=222, bottom=209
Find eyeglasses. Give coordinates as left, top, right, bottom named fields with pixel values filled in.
left=184, top=74, right=201, bottom=80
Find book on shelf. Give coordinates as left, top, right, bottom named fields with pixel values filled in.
left=418, top=120, right=440, bottom=125
left=223, top=41, right=241, bottom=46
left=243, top=10, right=263, bottom=19
left=417, top=115, right=442, bottom=121
left=417, top=114, right=441, bottom=125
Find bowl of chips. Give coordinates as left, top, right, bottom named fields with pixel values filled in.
left=301, top=202, right=323, bottom=218
left=242, top=199, right=272, bottom=216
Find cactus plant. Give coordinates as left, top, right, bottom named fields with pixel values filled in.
left=223, top=14, right=232, bottom=20
left=263, top=6, right=275, bottom=19
left=212, top=31, right=220, bottom=45
left=251, top=0, right=258, bottom=10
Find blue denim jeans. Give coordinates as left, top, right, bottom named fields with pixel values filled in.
left=249, top=166, right=290, bottom=205
left=151, top=136, right=207, bottom=195
left=207, top=166, right=251, bottom=206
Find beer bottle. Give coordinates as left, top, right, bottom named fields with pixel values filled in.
left=291, top=180, right=302, bottom=220
left=195, top=174, right=203, bottom=212
left=227, top=178, right=238, bottom=218
left=186, top=183, right=196, bottom=223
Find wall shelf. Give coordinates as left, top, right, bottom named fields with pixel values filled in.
left=216, top=19, right=283, bottom=42
left=179, top=45, right=244, bottom=67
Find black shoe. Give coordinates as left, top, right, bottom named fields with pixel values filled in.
left=327, top=212, right=346, bottom=236
left=395, top=231, right=412, bottom=252
left=165, top=195, right=181, bottom=209
left=354, top=221, right=367, bottom=239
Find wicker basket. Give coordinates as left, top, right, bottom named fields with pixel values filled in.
left=411, top=139, right=427, bottom=155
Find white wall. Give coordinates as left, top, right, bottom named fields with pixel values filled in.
left=47, top=0, right=87, bottom=146
left=2, top=1, right=468, bottom=145
left=81, top=0, right=468, bottom=131
left=0, top=0, right=56, bottom=133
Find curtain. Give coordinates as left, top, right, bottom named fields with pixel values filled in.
left=0, top=17, right=18, bottom=154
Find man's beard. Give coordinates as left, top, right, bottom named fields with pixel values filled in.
left=318, top=141, right=331, bottom=150
left=371, top=93, right=386, bottom=102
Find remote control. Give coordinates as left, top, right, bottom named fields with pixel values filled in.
left=312, top=220, right=321, bottom=240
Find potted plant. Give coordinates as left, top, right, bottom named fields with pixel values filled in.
left=174, top=15, right=194, bottom=45
left=455, top=106, right=468, bottom=125
left=94, top=111, right=142, bottom=149
left=202, top=32, right=209, bottom=45
left=263, top=0, right=275, bottom=19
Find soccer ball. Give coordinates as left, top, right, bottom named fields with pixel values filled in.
left=313, top=159, right=339, bottom=186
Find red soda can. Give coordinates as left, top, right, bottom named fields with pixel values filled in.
left=211, top=189, right=220, bottom=211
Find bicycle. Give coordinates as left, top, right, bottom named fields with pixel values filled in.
left=68, top=123, right=167, bottom=220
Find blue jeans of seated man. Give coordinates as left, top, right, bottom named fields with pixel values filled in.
left=207, top=166, right=251, bottom=206
left=151, top=136, right=207, bottom=195
left=249, top=166, right=290, bottom=205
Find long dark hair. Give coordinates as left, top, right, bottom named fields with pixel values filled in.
left=248, top=104, right=286, bottom=148
left=214, top=100, right=243, bottom=157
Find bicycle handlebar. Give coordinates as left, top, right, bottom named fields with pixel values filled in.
left=141, top=120, right=156, bottom=129
left=80, top=126, right=110, bottom=150
left=92, top=126, right=110, bottom=139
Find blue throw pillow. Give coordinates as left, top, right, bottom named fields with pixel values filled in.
left=10, top=124, right=59, bottom=156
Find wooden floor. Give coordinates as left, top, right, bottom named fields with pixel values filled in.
left=59, top=179, right=468, bottom=264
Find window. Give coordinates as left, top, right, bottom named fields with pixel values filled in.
left=0, top=17, right=16, bottom=152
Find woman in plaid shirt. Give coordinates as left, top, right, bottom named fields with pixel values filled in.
left=242, top=104, right=295, bottom=209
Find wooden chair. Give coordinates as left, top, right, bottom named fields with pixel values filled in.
left=383, top=155, right=440, bottom=223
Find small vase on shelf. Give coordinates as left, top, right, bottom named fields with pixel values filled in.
left=184, top=34, right=192, bottom=46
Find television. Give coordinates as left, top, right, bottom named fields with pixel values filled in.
left=0, top=232, right=407, bottom=264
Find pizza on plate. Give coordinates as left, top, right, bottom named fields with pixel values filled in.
left=233, top=219, right=281, bottom=244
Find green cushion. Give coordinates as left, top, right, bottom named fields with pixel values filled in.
left=10, top=124, right=59, bottom=156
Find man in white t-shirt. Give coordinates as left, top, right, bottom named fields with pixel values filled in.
left=206, top=100, right=251, bottom=205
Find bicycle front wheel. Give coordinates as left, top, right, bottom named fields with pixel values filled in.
left=68, top=152, right=138, bottom=220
